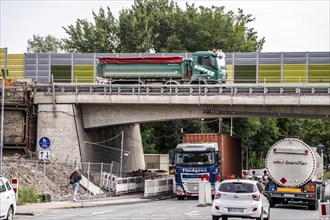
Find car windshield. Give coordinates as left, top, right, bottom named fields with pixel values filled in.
left=176, top=152, right=214, bottom=166
left=219, top=182, right=256, bottom=193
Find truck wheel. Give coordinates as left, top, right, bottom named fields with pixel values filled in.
left=269, top=198, right=276, bottom=208
left=308, top=200, right=318, bottom=210
left=177, top=196, right=185, bottom=200
left=212, top=215, right=219, bottom=220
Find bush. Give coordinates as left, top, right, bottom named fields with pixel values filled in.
left=17, top=187, right=42, bottom=205
left=324, top=170, right=330, bottom=179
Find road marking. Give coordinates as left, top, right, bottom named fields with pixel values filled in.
left=164, top=207, right=175, bottom=211
left=91, top=210, right=114, bottom=215
left=139, top=211, right=154, bottom=215
left=184, top=210, right=200, bottom=216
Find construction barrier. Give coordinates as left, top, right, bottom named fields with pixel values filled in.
left=320, top=201, right=330, bottom=220
left=11, top=178, right=18, bottom=198
left=144, top=176, right=173, bottom=197
left=197, top=176, right=212, bottom=207
left=115, top=177, right=143, bottom=195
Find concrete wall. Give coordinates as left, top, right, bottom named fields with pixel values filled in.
left=4, top=110, right=25, bottom=143
left=37, top=104, right=81, bottom=163
left=37, top=104, right=145, bottom=172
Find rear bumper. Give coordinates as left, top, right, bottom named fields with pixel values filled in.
left=265, top=191, right=317, bottom=201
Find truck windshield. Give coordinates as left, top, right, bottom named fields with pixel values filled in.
left=176, top=152, right=214, bottom=166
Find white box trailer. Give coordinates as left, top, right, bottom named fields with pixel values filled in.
left=265, top=138, right=325, bottom=210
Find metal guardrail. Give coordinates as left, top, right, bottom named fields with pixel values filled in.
left=33, top=83, right=330, bottom=96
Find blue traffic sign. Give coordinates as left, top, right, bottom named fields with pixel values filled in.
left=39, top=137, right=51, bottom=149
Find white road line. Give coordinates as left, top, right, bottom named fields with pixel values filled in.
left=184, top=210, right=200, bottom=216
left=91, top=210, right=114, bottom=215
left=164, top=207, right=175, bottom=211
left=139, top=211, right=154, bottom=215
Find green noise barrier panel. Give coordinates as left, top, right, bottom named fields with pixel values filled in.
left=258, top=64, right=281, bottom=83
left=308, top=64, right=330, bottom=83
left=283, top=64, right=306, bottom=84
left=73, top=65, right=94, bottom=83
left=51, top=65, right=72, bottom=83
left=234, top=65, right=257, bottom=83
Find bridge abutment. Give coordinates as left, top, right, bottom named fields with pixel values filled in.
left=37, top=104, right=145, bottom=173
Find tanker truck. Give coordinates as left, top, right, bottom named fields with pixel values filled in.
left=96, top=50, right=226, bottom=84
left=264, top=138, right=325, bottom=210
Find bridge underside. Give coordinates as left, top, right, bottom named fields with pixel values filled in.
left=81, top=104, right=330, bottom=129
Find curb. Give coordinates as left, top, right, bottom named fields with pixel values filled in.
left=15, top=198, right=154, bottom=216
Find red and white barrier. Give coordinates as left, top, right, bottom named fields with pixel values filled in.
left=11, top=178, right=18, bottom=198
left=320, top=201, right=330, bottom=220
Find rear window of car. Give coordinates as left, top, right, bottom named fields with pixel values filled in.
left=0, top=180, right=6, bottom=193
left=5, top=181, right=11, bottom=190
left=219, top=182, right=256, bottom=193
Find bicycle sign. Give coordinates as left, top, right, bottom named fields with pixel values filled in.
left=39, top=137, right=51, bottom=150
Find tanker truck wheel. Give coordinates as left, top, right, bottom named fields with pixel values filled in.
left=308, top=200, right=318, bottom=210
left=269, top=198, right=276, bottom=208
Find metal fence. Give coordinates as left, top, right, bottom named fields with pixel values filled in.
left=2, top=158, right=123, bottom=200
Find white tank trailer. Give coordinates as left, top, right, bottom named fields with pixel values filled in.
left=264, top=138, right=325, bottom=210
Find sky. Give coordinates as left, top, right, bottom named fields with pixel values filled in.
left=0, top=0, right=329, bottom=53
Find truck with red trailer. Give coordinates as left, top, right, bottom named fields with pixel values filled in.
left=96, top=50, right=226, bottom=84
left=174, top=133, right=241, bottom=200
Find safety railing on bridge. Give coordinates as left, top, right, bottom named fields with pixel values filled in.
left=33, top=82, right=330, bottom=97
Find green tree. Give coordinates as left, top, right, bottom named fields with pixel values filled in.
left=62, top=7, right=118, bottom=53
left=27, top=34, right=62, bottom=53
left=117, top=2, right=152, bottom=53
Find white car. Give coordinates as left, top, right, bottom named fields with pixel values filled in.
left=212, top=179, right=270, bottom=220
left=0, top=177, right=16, bottom=220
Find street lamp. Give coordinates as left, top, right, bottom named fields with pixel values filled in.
left=0, top=47, right=7, bottom=175
left=201, top=118, right=204, bottom=133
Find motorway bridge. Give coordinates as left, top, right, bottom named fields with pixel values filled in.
left=31, top=82, right=330, bottom=171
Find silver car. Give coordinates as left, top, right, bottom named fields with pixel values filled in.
left=212, top=179, right=270, bottom=220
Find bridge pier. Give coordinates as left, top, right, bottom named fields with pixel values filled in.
left=37, top=104, right=145, bottom=173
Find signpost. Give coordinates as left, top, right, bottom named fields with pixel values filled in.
left=38, top=137, right=51, bottom=160
left=38, top=150, right=51, bottom=160
left=39, top=137, right=51, bottom=150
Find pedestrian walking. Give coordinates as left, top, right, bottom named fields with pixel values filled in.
left=69, top=167, right=82, bottom=202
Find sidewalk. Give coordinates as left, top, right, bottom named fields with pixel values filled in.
left=16, top=193, right=154, bottom=216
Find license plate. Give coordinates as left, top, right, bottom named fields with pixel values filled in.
left=228, top=208, right=243, bottom=213
left=283, top=193, right=295, bottom=197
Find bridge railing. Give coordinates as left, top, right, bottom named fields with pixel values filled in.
left=33, top=82, right=330, bottom=96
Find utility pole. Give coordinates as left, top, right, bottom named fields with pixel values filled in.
left=0, top=47, right=7, bottom=175
left=119, top=131, right=124, bottom=177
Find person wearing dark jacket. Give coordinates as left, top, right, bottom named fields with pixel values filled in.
left=69, top=167, right=82, bottom=202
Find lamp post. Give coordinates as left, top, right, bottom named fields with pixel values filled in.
left=0, top=47, right=7, bottom=176
left=201, top=118, right=204, bottom=133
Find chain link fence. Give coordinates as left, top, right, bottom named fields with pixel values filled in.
left=2, top=158, right=126, bottom=200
